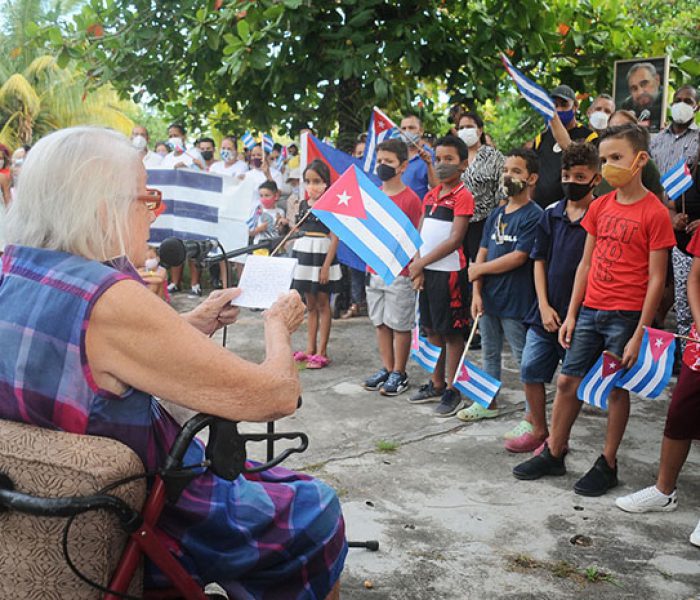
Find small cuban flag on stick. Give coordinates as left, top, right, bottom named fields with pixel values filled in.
left=241, top=131, right=256, bottom=150
left=411, top=326, right=441, bottom=373
left=311, top=165, right=422, bottom=284
left=361, top=107, right=402, bottom=175
left=262, top=133, right=274, bottom=154
left=617, top=327, right=676, bottom=399
left=661, top=159, right=693, bottom=202
left=453, top=315, right=502, bottom=408
left=577, top=351, right=625, bottom=410
left=500, top=52, right=556, bottom=121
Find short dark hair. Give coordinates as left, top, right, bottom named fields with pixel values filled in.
left=599, top=124, right=649, bottom=153
left=259, top=180, right=278, bottom=193
left=288, top=143, right=298, bottom=151
left=197, top=137, right=215, bottom=147
left=377, top=138, right=408, bottom=163
left=506, top=148, right=539, bottom=175
left=304, top=159, right=331, bottom=187
left=272, top=143, right=282, bottom=152
left=403, top=113, right=423, bottom=128
left=457, top=111, right=487, bottom=144
left=436, top=135, right=468, bottom=161
left=168, top=123, right=186, bottom=136
left=562, top=142, right=600, bottom=171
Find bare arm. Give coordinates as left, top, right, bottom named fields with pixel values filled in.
left=621, top=249, right=669, bottom=368
left=469, top=250, right=528, bottom=280
left=410, top=215, right=470, bottom=275
left=534, top=259, right=562, bottom=332
left=86, top=281, right=303, bottom=422
left=548, top=112, right=573, bottom=151
left=319, top=233, right=339, bottom=284
left=470, top=246, right=488, bottom=319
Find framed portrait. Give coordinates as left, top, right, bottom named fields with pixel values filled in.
left=613, top=56, right=670, bottom=133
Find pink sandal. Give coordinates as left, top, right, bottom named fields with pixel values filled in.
left=306, top=354, right=331, bottom=369
left=293, top=351, right=308, bottom=363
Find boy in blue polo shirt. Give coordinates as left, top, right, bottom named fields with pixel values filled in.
left=463, top=148, right=542, bottom=423
left=506, top=143, right=601, bottom=453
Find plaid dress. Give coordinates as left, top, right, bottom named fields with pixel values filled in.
left=0, top=244, right=346, bottom=598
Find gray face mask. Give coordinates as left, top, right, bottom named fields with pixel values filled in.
left=435, top=163, right=460, bottom=181
left=401, top=131, right=421, bottom=146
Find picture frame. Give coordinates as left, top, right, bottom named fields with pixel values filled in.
left=613, top=56, right=670, bottom=133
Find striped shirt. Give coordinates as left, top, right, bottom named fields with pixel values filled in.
left=650, top=124, right=699, bottom=174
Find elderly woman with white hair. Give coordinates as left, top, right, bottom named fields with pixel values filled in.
left=0, top=127, right=346, bottom=598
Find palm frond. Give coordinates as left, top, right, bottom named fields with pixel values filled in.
left=0, top=73, right=41, bottom=116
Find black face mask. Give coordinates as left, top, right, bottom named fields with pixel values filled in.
left=201, top=150, right=214, bottom=161
left=562, top=177, right=596, bottom=202
left=376, top=163, right=397, bottom=182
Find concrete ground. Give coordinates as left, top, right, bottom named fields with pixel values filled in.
left=173, top=293, right=700, bottom=600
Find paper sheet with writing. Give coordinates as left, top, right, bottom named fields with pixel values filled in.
left=232, top=255, right=298, bottom=309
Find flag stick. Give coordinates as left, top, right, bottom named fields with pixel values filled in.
left=270, top=211, right=311, bottom=257
left=681, top=191, right=686, bottom=216
left=452, top=314, right=480, bottom=385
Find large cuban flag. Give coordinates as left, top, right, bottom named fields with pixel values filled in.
left=361, top=107, right=402, bottom=175
left=661, top=159, right=694, bottom=202
left=311, top=165, right=422, bottom=284
left=577, top=351, right=625, bottom=410
left=147, top=169, right=250, bottom=254
left=617, top=327, right=676, bottom=399
left=453, top=357, right=501, bottom=408
left=500, top=52, right=556, bottom=120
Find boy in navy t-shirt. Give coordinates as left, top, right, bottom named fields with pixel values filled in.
left=463, top=149, right=542, bottom=424
left=506, top=143, right=600, bottom=453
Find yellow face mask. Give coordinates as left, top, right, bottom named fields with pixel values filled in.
left=602, top=152, right=644, bottom=189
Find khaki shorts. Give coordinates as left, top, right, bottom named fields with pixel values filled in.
left=366, top=274, right=416, bottom=332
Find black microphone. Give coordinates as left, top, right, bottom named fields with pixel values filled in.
left=159, top=237, right=217, bottom=268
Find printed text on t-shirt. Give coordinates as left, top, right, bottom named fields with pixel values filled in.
left=593, top=215, right=640, bottom=281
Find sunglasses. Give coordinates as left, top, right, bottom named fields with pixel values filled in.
left=137, top=188, right=162, bottom=211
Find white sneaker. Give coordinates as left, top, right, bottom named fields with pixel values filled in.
left=691, top=519, right=700, bottom=547
left=615, top=485, right=678, bottom=513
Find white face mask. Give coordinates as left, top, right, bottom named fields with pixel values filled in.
left=671, top=102, right=695, bottom=125
left=131, top=135, right=148, bottom=150
left=168, top=137, right=184, bottom=152
left=589, top=110, right=610, bottom=130
left=144, top=257, right=159, bottom=271
left=458, top=127, right=479, bottom=147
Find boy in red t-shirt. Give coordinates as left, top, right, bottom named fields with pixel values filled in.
left=408, top=135, right=474, bottom=417
left=363, top=139, right=423, bottom=396
left=616, top=227, right=700, bottom=547
left=514, top=124, right=676, bottom=496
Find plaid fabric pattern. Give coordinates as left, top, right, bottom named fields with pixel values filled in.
left=0, top=245, right=346, bottom=598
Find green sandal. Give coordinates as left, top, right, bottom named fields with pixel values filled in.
left=456, top=403, right=500, bottom=422
left=503, top=420, right=533, bottom=440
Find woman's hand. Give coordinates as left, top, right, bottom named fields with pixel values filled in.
left=183, top=288, right=241, bottom=336
left=319, top=265, right=330, bottom=284
left=672, top=212, right=688, bottom=231
left=264, top=291, right=305, bottom=334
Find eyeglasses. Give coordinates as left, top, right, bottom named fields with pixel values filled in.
left=137, top=188, right=162, bottom=211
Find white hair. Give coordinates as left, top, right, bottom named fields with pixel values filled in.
left=5, top=127, right=143, bottom=261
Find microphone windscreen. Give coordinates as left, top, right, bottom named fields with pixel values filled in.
left=159, top=237, right=186, bottom=268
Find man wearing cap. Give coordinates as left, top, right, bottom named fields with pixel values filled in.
left=528, top=85, right=597, bottom=208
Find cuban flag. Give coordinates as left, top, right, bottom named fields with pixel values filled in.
left=500, top=53, right=556, bottom=120
left=311, top=165, right=422, bottom=284
left=661, top=159, right=694, bottom=201
left=361, top=107, right=402, bottom=175
left=617, top=328, right=676, bottom=399
left=262, top=133, right=274, bottom=154
left=453, top=358, right=501, bottom=408
left=241, top=131, right=256, bottom=150
left=147, top=169, right=250, bottom=253
left=577, top=351, right=625, bottom=410
left=300, top=132, right=381, bottom=272
left=411, top=326, right=441, bottom=373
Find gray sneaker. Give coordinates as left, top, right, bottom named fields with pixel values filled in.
left=380, top=371, right=409, bottom=396
left=408, top=380, right=445, bottom=404
left=433, top=388, right=464, bottom=417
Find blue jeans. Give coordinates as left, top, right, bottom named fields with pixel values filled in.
left=520, top=327, right=565, bottom=384
left=480, top=313, right=527, bottom=382
left=349, top=267, right=366, bottom=304
left=561, top=306, right=641, bottom=377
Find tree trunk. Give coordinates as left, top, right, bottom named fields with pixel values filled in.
left=336, top=76, right=364, bottom=154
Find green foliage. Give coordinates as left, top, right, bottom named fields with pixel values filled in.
left=16, top=0, right=700, bottom=148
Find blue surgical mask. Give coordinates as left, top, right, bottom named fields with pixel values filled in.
left=558, top=108, right=575, bottom=125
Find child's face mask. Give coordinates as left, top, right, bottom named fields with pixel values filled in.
left=260, top=195, right=277, bottom=209
left=602, top=152, right=644, bottom=189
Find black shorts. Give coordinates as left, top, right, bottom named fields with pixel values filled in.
left=419, top=269, right=470, bottom=335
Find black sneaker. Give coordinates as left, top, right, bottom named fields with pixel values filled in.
left=364, top=368, right=390, bottom=391
left=408, top=381, right=446, bottom=404
left=433, top=388, right=464, bottom=418
left=380, top=371, right=409, bottom=396
left=513, top=444, right=567, bottom=480
left=574, top=455, right=618, bottom=497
